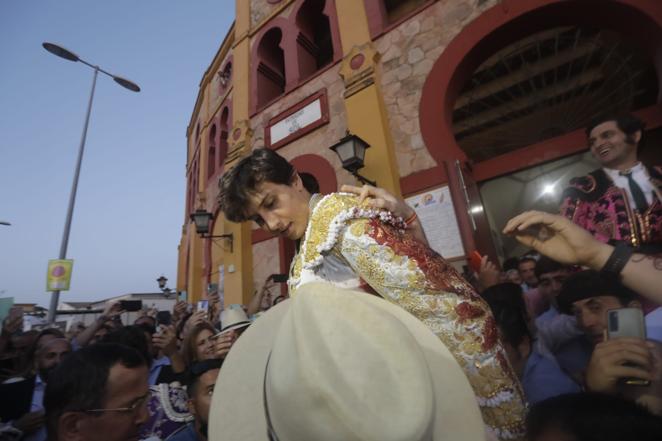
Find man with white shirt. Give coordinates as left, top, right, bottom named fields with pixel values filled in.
left=0, top=337, right=72, bottom=441
left=560, top=114, right=662, bottom=252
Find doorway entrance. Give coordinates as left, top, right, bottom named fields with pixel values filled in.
left=479, top=151, right=598, bottom=261
left=419, top=0, right=662, bottom=261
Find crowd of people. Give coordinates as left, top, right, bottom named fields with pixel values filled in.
left=0, top=291, right=251, bottom=441
left=1, top=113, right=662, bottom=440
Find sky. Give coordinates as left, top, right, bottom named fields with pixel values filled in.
left=0, top=0, right=235, bottom=307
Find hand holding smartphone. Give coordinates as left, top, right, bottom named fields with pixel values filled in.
left=468, top=251, right=482, bottom=273
left=197, top=300, right=209, bottom=314
left=607, top=308, right=650, bottom=386
left=119, top=300, right=142, bottom=312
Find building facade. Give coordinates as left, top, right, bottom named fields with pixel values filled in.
left=179, top=0, right=662, bottom=305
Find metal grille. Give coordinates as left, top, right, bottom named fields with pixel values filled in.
left=452, top=27, right=658, bottom=162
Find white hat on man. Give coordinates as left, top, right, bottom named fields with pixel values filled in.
left=210, top=282, right=486, bottom=441
left=219, top=304, right=251, bottom=333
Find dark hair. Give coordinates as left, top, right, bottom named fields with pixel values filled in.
left=518, top=256, right=536, bottom=268
left=101, top=325, right=153, bottom=366
left=558, top=270, right=637, bottom=314
left=527, top=393, right=662, bottom=441
left=586, top=113, right=646, bottom=139
left=44, top=343, right=146, bottom=440
left=218, top=148, right=296, bottom=222
left=481, top=283, right=532, bottom=347
left=299, top=172, right=320, bottom=194
left=136, top=322, right=157, bottom=336
left=182, top=322, right=218, bottom=366
left=502, top=257, right=520, bottom=272
left=186, top=359, right=223, bottom=397
left=134, top=315, right=157, bottom=328
left=534, top=256, right=566, bottom=279
left=21, top=328, right=67, bottom=375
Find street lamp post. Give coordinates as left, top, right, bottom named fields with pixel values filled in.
left=43, top=42, right=140, bottom=323
left=157, top=275, right=175, bottom=298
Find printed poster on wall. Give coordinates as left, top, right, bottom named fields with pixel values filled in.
left=405, top=186, right=465, bottom=259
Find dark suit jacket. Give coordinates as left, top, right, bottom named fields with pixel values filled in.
left=0, top=375, right=35, bottom=421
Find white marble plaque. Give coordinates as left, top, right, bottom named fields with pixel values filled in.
left=269, top=98, right=322, bottom=145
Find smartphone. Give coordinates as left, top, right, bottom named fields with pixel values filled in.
left=270, top=274, right=288, bottom=283
left=156, top=310, right=172, bottom=326
left=468, top=251, right=482, bottom=273
left=119, top=300, right=143, bottom=312
left=207, top=283, right=218, bottom=294
left=197, top=300, right=209, bottom=313
left=607, top=308, right=649, bottom=386
left=178, top=291, right=188, bottom=302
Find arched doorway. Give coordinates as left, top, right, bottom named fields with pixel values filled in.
left=419, top=0, right=662, bottom=260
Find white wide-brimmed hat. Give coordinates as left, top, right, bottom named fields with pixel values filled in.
left=219, top=305, right=251, bottom=333
left=210, top=282, right=485, bottom=441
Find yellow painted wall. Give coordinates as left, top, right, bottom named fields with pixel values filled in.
left=335, top=0, right=401, bottom=195
left=179, top=0, right=412, bottom=306
left=218, top=0, right=255, bottom=307
left=186, top=223, right=205, bottom=303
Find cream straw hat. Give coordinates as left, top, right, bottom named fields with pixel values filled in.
left=219, top=305, right=251, bottom=333
left=210, top=282, right=485, bottom=441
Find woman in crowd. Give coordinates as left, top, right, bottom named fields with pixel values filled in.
left=182, top=322, right=219, bottom=365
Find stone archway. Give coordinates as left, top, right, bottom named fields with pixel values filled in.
left=420, top=0, right=662, bottom=167
left=418, top=0, right=662, bottom=252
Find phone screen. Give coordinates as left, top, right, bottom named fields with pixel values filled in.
left=197, top=300, right=209, bottom=313
left=156, top=310, right=172, bottom=326
left=607, top=308, right=646, bottom=340
left=607, top=308, right=649, bottom=386
left=120, top=300, right=142, bottom=312
left=468, top=251, right=482, bottom=272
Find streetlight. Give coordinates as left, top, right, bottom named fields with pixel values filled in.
left=156, top=275, right=175, bottom=298
left=190, top=209, right=234, bottom=252
left=329, top=132, right=376, bottom=186
left=43, top=42, right=140, bottom=323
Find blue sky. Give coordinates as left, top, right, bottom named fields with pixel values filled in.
left=0, top=0, right=235, bottom=306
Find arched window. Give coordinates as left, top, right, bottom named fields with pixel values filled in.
left=452, top=26, right=658, bottom=162
left=187, top=157, right=199, bottom=216
left=218, top=107, right=230, bottom=170
left=208, top=124, right=217, bottom=180
left=256, top=28, right=286, bottom=109
left=295, top=0, right=334, bottom=81
left=219, top=62, right=232, bottom=93
left=383, top=0, right=429, bottom=23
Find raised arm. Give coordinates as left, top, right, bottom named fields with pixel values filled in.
left=503, top=211, right=662, bottom=304
left=75, top=301, right=124, bottom=347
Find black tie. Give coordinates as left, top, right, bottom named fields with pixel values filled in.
left=620, top=171, right=649, bottom=212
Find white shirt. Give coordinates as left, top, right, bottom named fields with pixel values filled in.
left=604, top=162, right=656, bottom=207
left=24, top=375, right=46, bottom=441
left=646, top=307, right=662, bottom=342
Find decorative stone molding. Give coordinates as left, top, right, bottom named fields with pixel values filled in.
left=339, top=43, right=381, bottom=98
left=225, top=119, right=254, bottom=166
left=195, top=191, right=207, bottom=208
